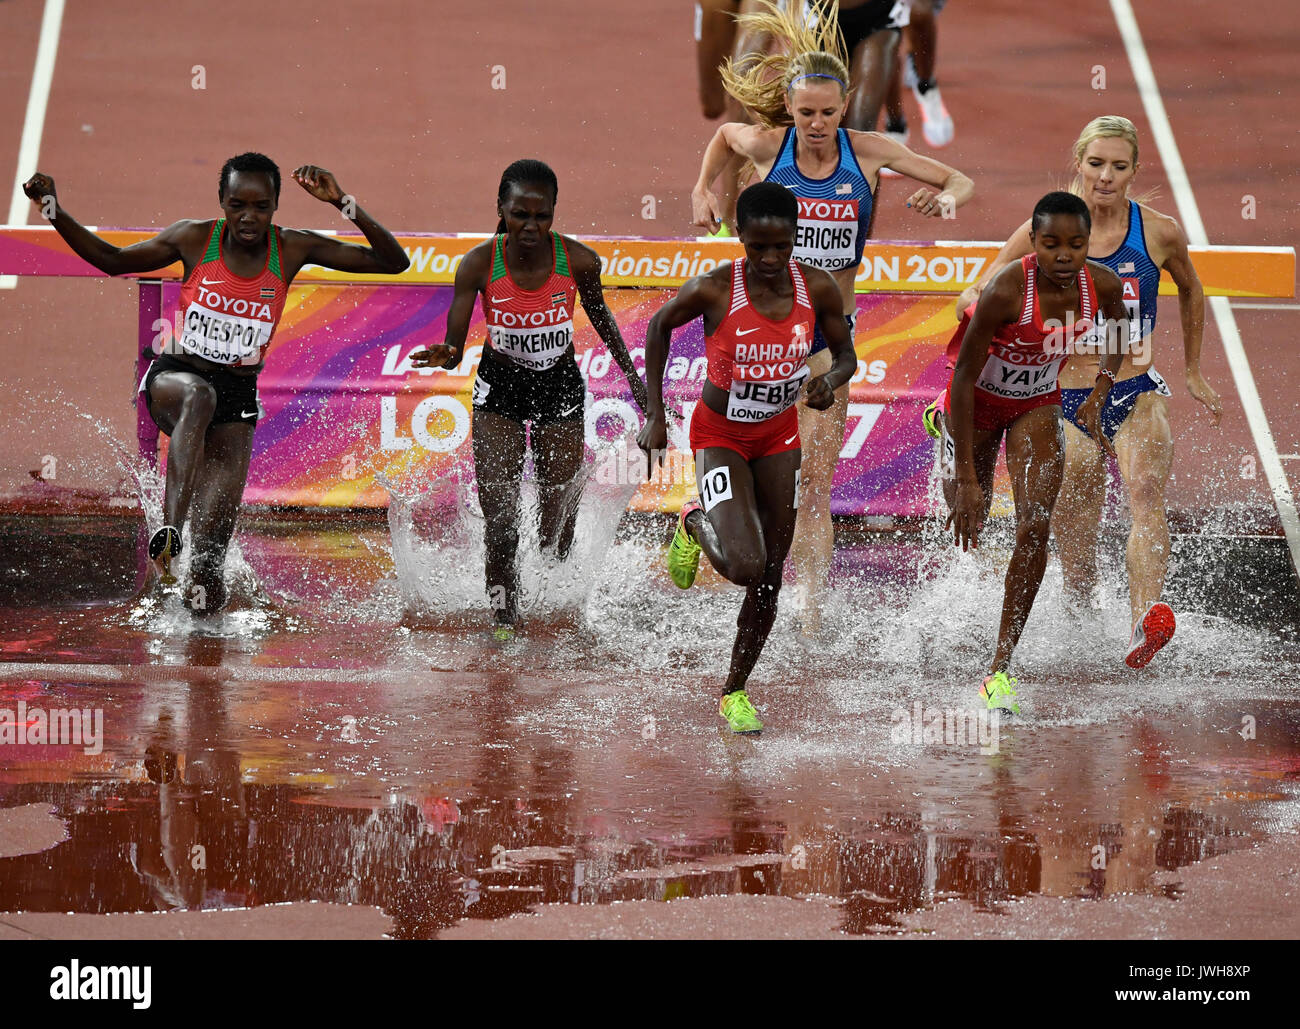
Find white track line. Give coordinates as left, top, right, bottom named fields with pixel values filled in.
left=1230, top=302, right=1300, bottom=311
left=2, top=0, right=65, bottom=290
left=1110, top=0, right=1300, bottom=579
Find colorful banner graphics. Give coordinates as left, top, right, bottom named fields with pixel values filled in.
left=152, top=282, right=954, bottom=514
left=1, top=227, right=1294, bottom=296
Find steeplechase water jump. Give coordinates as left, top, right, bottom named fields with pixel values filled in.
left=0, top=0, right=1296, bottom=956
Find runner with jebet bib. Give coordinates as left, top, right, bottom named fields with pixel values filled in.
left=639, top=183, right=855, bottom=734
left=942, top=192, right=1128, bottom=716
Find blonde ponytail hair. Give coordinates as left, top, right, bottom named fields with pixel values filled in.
left=719, top=1, right=850, bottom=129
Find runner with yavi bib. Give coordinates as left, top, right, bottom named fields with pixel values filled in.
left=639, top=182, right=855, bottom=734
left=943, top=192, right=1128, bottom=715
left=24, top=156, right=408, bottom=613
left=955, top=117, right=1221, bottom=669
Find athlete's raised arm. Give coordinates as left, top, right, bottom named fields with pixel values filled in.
left=24, top=172, right=208, bottom=276
left=637, top=271, right=727, bottom=473
left=850, top=133, right=974, bottom=220
left=409, top=243, right=491, bottom=371
left=692, top=123, right=782, bottom=233
left=279, top=166, right=409, bottom=279
left=946, top=262, right=1022, bottom=551
left=568, top=239, right=650, bottom=413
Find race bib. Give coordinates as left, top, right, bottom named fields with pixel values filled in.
left=700, top=465, right=733, bottom=513
left=726, top=326, right=813, bottom=421
left=487, top=309, right=574, bottom=371
left=727, top=369, right=810, bottom=421
left=793, top=196, right=859, bottom=270
left=976, top=347, right=1065, bottom=401
left=178, top=297, right=273, bottom=365
left=939, top=422, right=955, bottom=481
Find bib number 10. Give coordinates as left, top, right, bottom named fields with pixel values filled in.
left=700, top=466, right=734, bottom=513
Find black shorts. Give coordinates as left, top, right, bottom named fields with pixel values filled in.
left=140, top=354, right=263, bottom=428
left=834, top=0, right=909, bottom=53
left=472, top=347, right=585, bottom=425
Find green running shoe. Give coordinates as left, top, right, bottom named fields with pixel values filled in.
left=492, top=623, right=516, bottom=643
left=707, top=221, right=735, bottom=239
left=979, top=670, right=1020, bottom=715
left=921, top=395, right=944, bottom=440
left=667, top=500, right=704, bottom=589
left=719, top=690, right=764, bottom=734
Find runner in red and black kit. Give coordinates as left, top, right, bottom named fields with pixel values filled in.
left=411, top=160, right=647, bottom=639
left=24, top=156, right=408, bottom=613
left=944, top=192, right=1127, bottom=715
left=639, top=183, right=855, bottom=734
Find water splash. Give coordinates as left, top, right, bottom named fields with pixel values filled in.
left=383, top=433, right=644, bottom=626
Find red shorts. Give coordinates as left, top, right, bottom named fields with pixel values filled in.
left=689, top=401, right=800, bottom=461
left=943, top=385, right=1061, bottom=433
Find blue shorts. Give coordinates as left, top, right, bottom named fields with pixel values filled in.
left=1060, top=368, right=1172, bottom=441
left=810, top=311, right=858, bottom=355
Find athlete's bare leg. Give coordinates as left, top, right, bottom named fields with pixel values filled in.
left=1114, top=392, right=1175, bottom=625
left=1051, top=421, right=1108, bottom=609
left=844, top=29, right=901, bottom=132
left=182, top=421, right=253, bottom=615
left=906, top=0, right=939, bottom=84
left=695, top=0, right=739, bottom=120
left=147, top=372, right=218, bottom=531
left=472, top=408, right=527, bottom=624
left=790, top=348, right=850, bottom=633
left=941, top=424, right=1001, bottom=522
left=884, top=34, right=906, bottom=130
left=709, top=1, right=769, bottom=228
left=531, top=417, right=585, bottom=561
left=688, top=445, right=801, bottom=694
left=994, top=406, right=1065, bottom=672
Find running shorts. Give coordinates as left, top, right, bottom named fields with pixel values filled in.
left=1059, top=369, right=1171, bottom=442
left=472, top=346, right=586, bottom=425
left=140, top=354, right=262, bottom=427
left=690, top=400, right=801, bottom=462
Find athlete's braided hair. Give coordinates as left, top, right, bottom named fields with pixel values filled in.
left=219, top=152, right=281, bottom=203
left=720, top=0, right=849, bottom=129
left=495, top=159, right=559, bottom=234
left=1032, top=191, right=1092, bottom=235
left=736, top=182, right=798, bottom=232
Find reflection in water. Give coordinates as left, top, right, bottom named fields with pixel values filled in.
left=0, top=518, right=1297, bottom=936
left=0, top=674, right=1286, bottom=938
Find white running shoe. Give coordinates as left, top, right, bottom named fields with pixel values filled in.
left=914, top=83, right=954, bottom=147
left=880, top=125, right=908, bottom=178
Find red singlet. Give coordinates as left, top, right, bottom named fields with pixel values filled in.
left=691, top=259, right=816, bottom=460
left=173, top=219, right=288, bottom=367
left=945, top=254, right=1098, bottom=431
left=482, top=231, right=578, bottom=372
